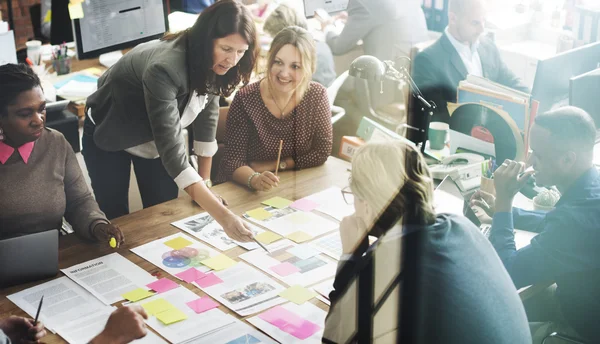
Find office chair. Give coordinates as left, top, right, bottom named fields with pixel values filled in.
left=327, top=71, right=349, bottom=125
left=542, top=332, right=587, bottom=344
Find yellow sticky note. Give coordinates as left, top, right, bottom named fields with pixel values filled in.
left=164, top=237, right=193, bottom=250
left=279, top=285, right=317, bottom=305
left=246, top=208, right=273, bottom=221
left=286, top=231, right=312, bottom=243
left=142, top=298, right=176, bottom=316
left=43, top=10, right=52, bottom=24
left=68, top=3, right=84, bottom=19
left=122, top=288, right=155, bottom=302
left=262, top=197, right=293, bottom=209
left=200, top=254, right=236, bottom=271
left=70, top=0, right=84, bottom=4
left=255, top=231, right=282, bottom=245
left=287, top=212, right=311, bottom=225
left=155, top=307, right=188, bottom=325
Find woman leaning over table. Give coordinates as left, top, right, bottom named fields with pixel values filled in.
left=216, top=26, right=332, bottom=191
left=323, top=140, right=531, bottom=343
left=0, top=64, right=123, bottom=247
left=83, top=0, right=258, bottom=241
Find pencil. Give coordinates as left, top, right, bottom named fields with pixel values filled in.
left=34, top=295, right=44, bottom=325
left=274, top=140, right=283, bottom=176
left=252, top=237, right=270, bottom=252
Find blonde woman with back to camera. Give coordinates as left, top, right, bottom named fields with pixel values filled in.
left=217, top=26, right=332, bottom=190
left=324, top=140, right=531, bottom=343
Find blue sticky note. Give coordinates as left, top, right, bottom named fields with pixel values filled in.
left=54, top=74, right=98, bottom=89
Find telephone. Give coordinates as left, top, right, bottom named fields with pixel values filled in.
left=430, top=153, right=485, bottom=192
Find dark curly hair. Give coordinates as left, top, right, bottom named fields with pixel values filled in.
left=0, top=63, right=42, bottom=117
left=161, top=0, right=258, bottom=97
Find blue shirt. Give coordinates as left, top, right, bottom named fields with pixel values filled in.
left=490, top=167, right=600, bottom=341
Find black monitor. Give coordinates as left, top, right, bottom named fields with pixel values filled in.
left=72, top=0, right=169, bottom=60
left=50, top=0, right=74, bottom=45
left=531, top=41, right=600, bottom=115
left=570, top=68, right=600, bottom=131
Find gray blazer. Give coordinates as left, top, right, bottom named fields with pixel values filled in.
left=86, top=37, right=219, bottom=179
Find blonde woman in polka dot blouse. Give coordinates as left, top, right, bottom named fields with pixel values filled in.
left=217, top=26, right=333, bottom=190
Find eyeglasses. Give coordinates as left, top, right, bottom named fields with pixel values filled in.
left=341, top=186, right=354, bottom=205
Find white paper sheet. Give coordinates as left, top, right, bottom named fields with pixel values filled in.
left=309, top=232, right=343, bottom=260
left=171, top=213, right=266, bottom=251
left=56, top=80, right=97, bottom=98
left=7, top=277, right=110, bottom=332
left=61, top=253, right=156, bottom=305
left=243, top=206, right=338, bottom=238
left=55, top=306, right=167, bottom=344
left=135, top=287, right=235, bottom=344
left=302, top=187, right=354, bottom=221
left=185, top=314, right=278, bottom=344
left=130, top=233, right=221, bottom=279
left=239, top=240, right=337, bottom=287
left=312, top=279, right=334, bottom=306
left=193, top=262, right=286, bottom=316
left=247, top=302, right=327, bottom=344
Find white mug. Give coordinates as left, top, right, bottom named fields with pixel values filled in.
left=25, top=40, right=42, bottom=64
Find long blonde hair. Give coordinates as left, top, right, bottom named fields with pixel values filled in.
left=350, top=141, right=436, bottom=229
left=266, top=26, right=316, bottom=100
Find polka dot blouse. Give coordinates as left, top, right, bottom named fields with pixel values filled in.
left=217, top=81, right=333, bottom=183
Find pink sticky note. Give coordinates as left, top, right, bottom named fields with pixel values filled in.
left=195, top=273, right=223, bottom=288
left=270, top=262, right=300, bottom=277
left=175, top=268, right=206, bottom=283
left=258, top=306, right=321, bottom=340
left=186, top=297, right=219, bottom=314
left=290, top=199, right=319, bottom=212
left=146, top=278, right=179, bottom=293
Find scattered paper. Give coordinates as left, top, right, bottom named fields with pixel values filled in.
left=248, top=303, right=326, bottom=342
left=147, top=278, right=179, bottom=294
left=175, top=268, right=206, bottom=283
left=142, top=298, right=177, bottom=316
left=255, top=231, right=283, bottom=244
left=201, top=254, right=237, bottom=271
left=291, top=199, right=319, bottom=212
left=286, top=231, right=313, bottom=243
left=56, top=80, right=97, bottom=98
left=271, top=262, right=301, bottom=276
left=195, top=273, right=222, bottom=288
left=247, top=208, right=273, bottom=220
left=287, top=245, right=320, bottom=260
left=312, top=279, right=334, bottom=306
left=309, top=232, right=343, bottom=260
left=122, top=288, right=155, bottom=302
left=244, top=206, right=338, bottom=238
left=186, top=297, right=219, bottom=314
left=279, top=285, right=317, bottom=305
left=155, top=307, right=188, bottom=325
left=262, top=196, right=293, bottom=209
left=304, top=187, right=354, bottom=221
left=164, top=236, right=193, bottom=250
left=186, top=315, right=277, bottom=343
left=68, top=3, right=84, bottom=19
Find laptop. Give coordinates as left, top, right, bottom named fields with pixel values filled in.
left=434, top=177, right=490, bottom=236
left=0, top=230, right=59, bottom=288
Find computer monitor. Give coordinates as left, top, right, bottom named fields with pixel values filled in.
left=72, top=0, right=169, bottom=60
left=570, top=68, right=600, bottom=130
left=50, top=0, right=74, bottom=45
left=303, top=0, right=349, bottom=18
left=531, top=41, right=600, bottom=115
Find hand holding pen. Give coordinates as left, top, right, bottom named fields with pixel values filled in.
left=0, top=297, right=46, bottom=343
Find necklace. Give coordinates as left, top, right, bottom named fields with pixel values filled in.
left=267, top=80, right=295, bottom=117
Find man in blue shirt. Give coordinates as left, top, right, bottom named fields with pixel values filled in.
left=471, top=106, right=600, bottom=343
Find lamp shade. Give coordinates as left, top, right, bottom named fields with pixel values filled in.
left=348, top=55, right=386, bottom=81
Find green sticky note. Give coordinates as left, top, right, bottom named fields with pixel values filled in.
left=164, top=237, right=193, bottom=250
left=286, top=231, right=312, bottom=243
left=155, top=307, right=188, bottom=325
left=262, top=197, right=293, bottom=209
left=200, top=254, right=237, bottom=271
left=246, top=208, right=273, bottom=221
left=279, top=285, right=317, bottom=305
left=122, top=288, right=155, bottom=302
left=142, top=298, right=176, bottom=316
left=255, top=231, right=282, bottom=245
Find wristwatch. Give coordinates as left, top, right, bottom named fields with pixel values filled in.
left=204, top=179, right=213, bottom=188
left=279, top=161, right=287, bottom=171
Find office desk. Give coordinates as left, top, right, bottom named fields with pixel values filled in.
left=0, top=156, right=543, bottom=342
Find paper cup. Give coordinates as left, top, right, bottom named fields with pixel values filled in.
left=26, top=40, right=42, bottom=64
left=428, top=122, right=449, bottom=150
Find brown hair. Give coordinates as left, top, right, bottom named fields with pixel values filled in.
left=266, top=26, right=316, bottom=101
left=263, top=4, right=308, bottom=37
left=162, top=0, right=258, bottom=97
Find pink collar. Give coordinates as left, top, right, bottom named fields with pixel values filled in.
left=0, top=141, right=35, bottom=164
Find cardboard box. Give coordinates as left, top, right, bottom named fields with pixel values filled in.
left=339, top=136, right=365, bottom=161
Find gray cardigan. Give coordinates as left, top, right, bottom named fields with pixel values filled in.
left=86, top=37, right=219, bottom=180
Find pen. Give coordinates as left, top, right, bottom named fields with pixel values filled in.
left=252, top=237, right=269, bottom=252
left=34, top=295, right=44, bottom=325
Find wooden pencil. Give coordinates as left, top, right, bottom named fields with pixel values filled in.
left=275, top=140, right=283, bottom=176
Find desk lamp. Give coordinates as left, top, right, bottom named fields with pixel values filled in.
left=349, top=55, right=436, bottom=153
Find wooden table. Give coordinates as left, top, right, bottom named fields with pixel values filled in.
left=0, top=157, right=350, bottom=343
